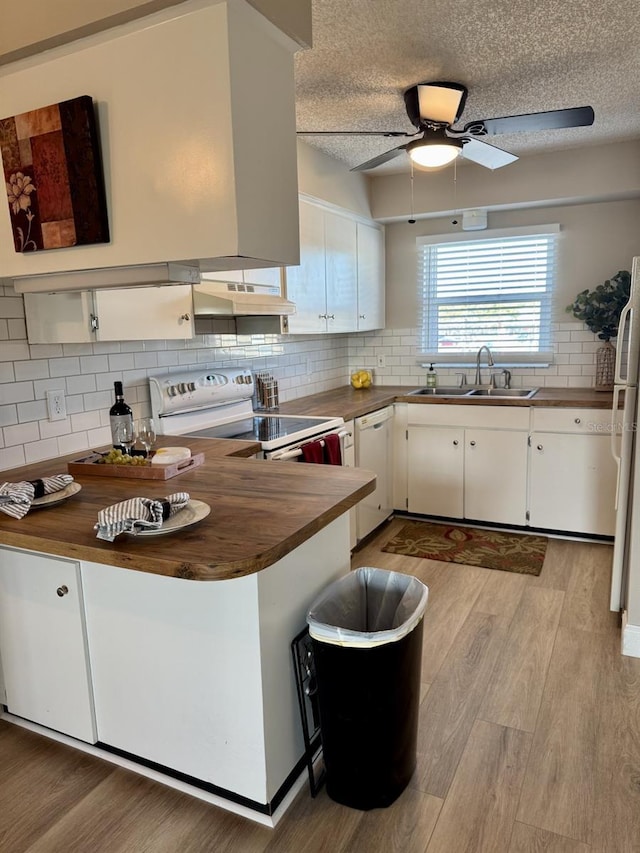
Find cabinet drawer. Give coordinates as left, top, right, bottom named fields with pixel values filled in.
left=531, top=407, right=613, bottom=434
left=407, top=403, right=529, bottom=430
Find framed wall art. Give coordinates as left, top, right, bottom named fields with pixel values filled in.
left=0, top=95, right=109, bottom=253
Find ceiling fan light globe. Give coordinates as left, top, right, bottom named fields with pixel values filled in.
left=408, top=141, right=461, bottom=169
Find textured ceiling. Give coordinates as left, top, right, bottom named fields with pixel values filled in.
left=294, top=0, right=640, bottom=174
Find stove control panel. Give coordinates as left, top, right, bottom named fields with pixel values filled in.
left=149, top=368, right=254, bottom=416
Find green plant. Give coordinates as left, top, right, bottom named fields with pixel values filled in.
left=566, top=270, right=631, bottom=341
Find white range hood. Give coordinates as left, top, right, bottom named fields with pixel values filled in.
left=193, top=282, right=295, bottom=317
left=0, top=0, right=301, bottom=289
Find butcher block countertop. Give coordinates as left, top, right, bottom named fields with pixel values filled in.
left=0, top=436, right=375, bottom=582
left=277, top=385, right=615, bottom=421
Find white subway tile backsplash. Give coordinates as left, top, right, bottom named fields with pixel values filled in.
left=4, top=421, right=39, bottom=446
left=0, top=405, right=18, bottom=427
left=0, top=342, right=30, bottom=362
left=25, top=437, right=60, bottom=464
left=40, top=417, right=73, bottom=439
left=28, top=344, right=63, bottom=359
left=1, top=381, right=34, bottom=404
left=49, top=357, right=81, bottom=378
left=0, top=296, right=25, bottom=318
left=108, top=353, right=135, bottom=372
left=0, top=320, right=8, bottom=340
left=14, top=359, right=50, bottom=381
left=57, top=431, right=89, bottom=456
left=17, top=400, right=48, bottom=422
left=71, top=411, right=102, bottom=432
left=8, top=318, right=26, bottom=339
left=66, top=374, right=97, bottom=395
left=80, top=354, right=109, bottom=374
left=62, top=343, right=94, bottom=356
left=0, top=445, right=25, bottom=471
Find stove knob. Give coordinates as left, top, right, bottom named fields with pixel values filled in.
left=188, top=382, right=196, bottom=392
left=167, top=385, right=177, bottom=397
left=178, top=383, right=187, bottom=394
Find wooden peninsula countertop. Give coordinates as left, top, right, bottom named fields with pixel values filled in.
left=277, top=385, right=615, bottom=421
left=0, top=436, right=375, bottom=582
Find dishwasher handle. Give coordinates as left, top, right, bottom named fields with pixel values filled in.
left=356, top=406, right=393, bottom=430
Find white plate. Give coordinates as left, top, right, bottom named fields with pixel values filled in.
left=128, top=499, right=211, bottom=536
left=31, top=481, right=82, bottom=508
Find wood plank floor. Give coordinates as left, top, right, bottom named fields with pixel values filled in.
left=2, top=519, right=640, bottom=852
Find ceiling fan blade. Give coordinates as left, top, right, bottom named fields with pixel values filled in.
left=462, top=106, right=595, bottom=137
left=350, top=144, right=407, bottom=172
left=460, top=137, right=518, bottom=170
left=296, top=130, right=415, bottom=137
left=404, top=82, right=467, bottom=128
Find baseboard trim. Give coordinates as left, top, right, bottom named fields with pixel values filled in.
left=621, top=611, right=640, bottom=658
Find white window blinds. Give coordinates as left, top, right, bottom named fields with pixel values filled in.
left=417, top=225, right=559, bottom=364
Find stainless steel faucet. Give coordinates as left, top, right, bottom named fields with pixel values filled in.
left=475, top=345, right=494, bottom=385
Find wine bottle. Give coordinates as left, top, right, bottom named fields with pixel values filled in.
left=110, top=381, right=133, bottom=450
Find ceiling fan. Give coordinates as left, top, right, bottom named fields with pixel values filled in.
left=298, top=81, right=595, bottom=172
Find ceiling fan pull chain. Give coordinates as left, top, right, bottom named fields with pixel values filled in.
left=408, top=161, right=416, bottom=225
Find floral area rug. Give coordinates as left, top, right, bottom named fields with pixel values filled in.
left=382, top=521, right=547, bottom=575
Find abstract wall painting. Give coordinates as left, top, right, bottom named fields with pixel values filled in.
left=0, top=95, right=109, bottom=253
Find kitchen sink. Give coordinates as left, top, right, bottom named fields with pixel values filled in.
left=468, top=388, right=539, bottom=398
left=408, top=387, right=475, bottom=396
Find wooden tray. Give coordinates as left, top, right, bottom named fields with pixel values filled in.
left=68, top=452, right=205, bottom=480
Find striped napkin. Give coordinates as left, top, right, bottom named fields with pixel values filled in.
left=95, top=492, right=190, bottom=541
left=0, top=474, right=74, bottom=520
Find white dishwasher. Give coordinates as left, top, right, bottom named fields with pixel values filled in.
left=355, top=406, right=394, bottom=541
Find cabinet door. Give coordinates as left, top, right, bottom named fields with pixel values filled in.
left=408, top=425, right=464, bottom=517
left=285, top=201, right=327, bottom=333
left=356, top=222, right=385, bottom=331
left=465, top=429, right=528, bottom=526
left=94, top=285, right=194, bottom=341
left=529, top=432, right=617, bottom=535
left=0, top=548, right=96, bottom=743
left=324, top=210, right=358, bottom=333
left=24, top=291, right=95, bottom=343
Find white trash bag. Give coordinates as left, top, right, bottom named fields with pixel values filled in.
left=307, top=566, right=429, bottom=649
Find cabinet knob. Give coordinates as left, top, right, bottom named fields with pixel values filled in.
left=327, top=314, right=335, bottom=320
left=469, top=440, right=476, bottom=447
left=359, top=314, right=366, bottom=319
left=180, top=313, right=191, bottom=321
left=56, top=585, right=69, bottom=597
left=574, top=417, right=581, bottom=424
left=453, top=439, right=459, bottom=446
left=318, top=314, right=326, bottom=319
left=537, top=444, right=544, bottom=451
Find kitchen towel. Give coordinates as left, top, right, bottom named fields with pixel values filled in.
left=0, top=474, right=74, bottom=519
left=95, top=492, right=190, bottom=541
left=301, top=440, right=324, bottom=464
left=323, top=433, right=342, bottom=466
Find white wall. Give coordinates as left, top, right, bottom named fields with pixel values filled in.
left=384, top=198, right=640, bottom=328
left=297, top=140, right=372, bottom=217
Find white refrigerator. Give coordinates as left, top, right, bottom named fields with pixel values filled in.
left=610, top=257, right=640, bottom=635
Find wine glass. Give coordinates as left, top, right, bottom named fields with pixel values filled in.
left=115, top=421, right=136, bottom=456
left=137, top=417, right=157, bottom=458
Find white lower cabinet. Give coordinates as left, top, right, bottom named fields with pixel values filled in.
left=408, top=423, right=528, bottom=526
left=404, top=403, right=616, bottom=536
left=528, top=407, right=617, bottom=535
left=0, top=547, right=96, bottom=743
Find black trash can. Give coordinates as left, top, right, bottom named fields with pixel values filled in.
left=307, top=566, right=428, bottom=810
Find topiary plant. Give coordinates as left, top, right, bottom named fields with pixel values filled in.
left=566, top=270, right=631, bottom=341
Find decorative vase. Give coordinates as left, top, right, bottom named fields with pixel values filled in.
left=595, top=340, right=615, bottom=391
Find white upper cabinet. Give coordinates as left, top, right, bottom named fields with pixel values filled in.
left=24, top=286, right=194, bottom=342
left=324, top=210, right=358, bottom=333
left=286, top=200, right=328, bottom=334
left=285, top=198, right=385, bottom=335
left=356, top=222, right=385, bottom=331
left=2, top=1, right=300, bottom=285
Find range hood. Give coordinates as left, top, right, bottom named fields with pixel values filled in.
left=12, top=263, right=201, bottom=294
left=193, top=282, right=296, bottom=317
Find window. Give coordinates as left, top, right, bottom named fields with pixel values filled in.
left=417, top=225, right=559, bottom=364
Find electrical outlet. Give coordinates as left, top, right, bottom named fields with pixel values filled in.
left=376, top=354, right=386, bottom=368
left=46, top=389, right=66, bottom=422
